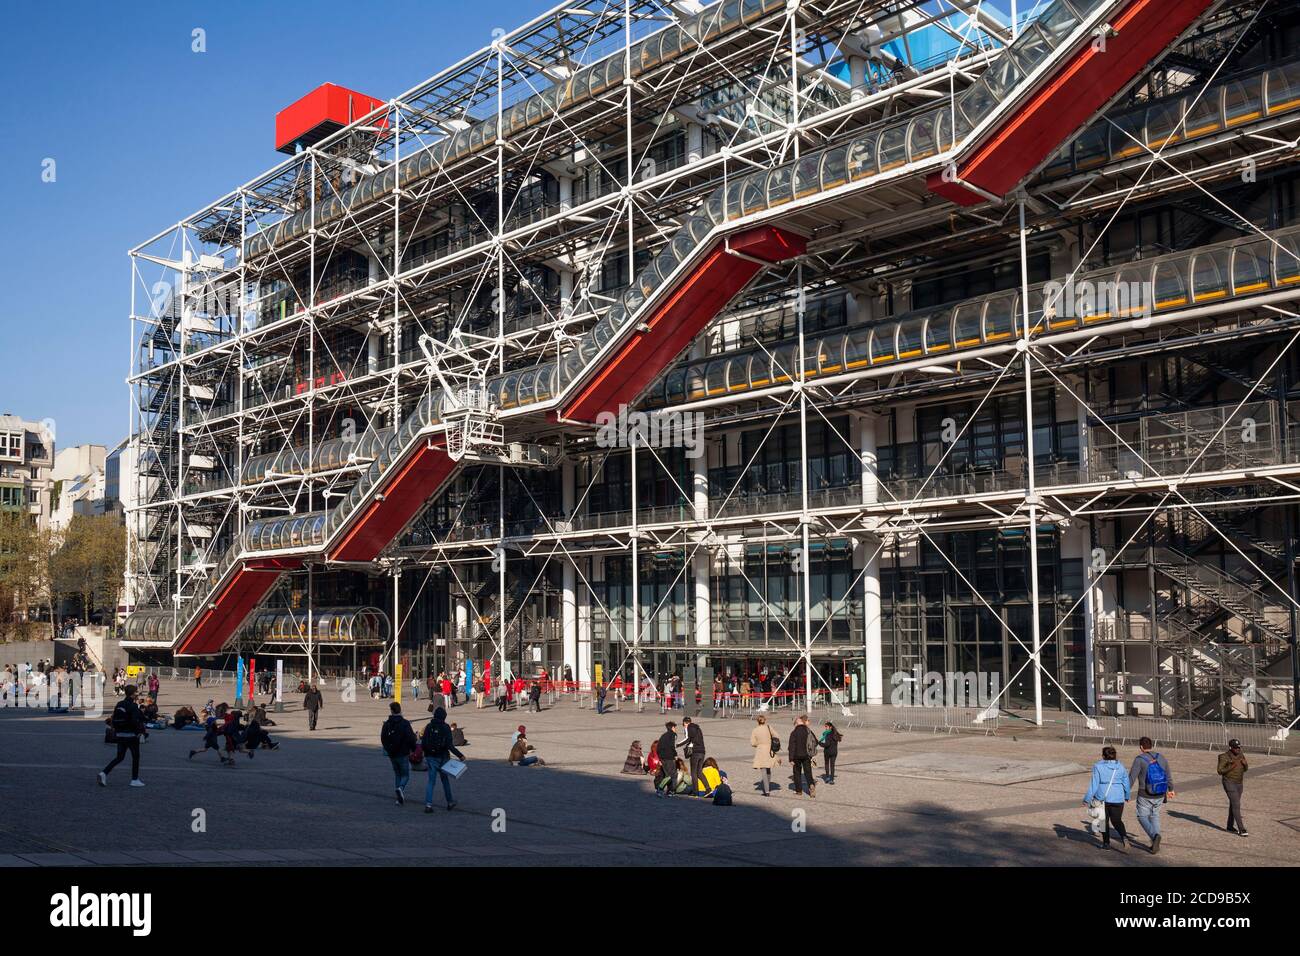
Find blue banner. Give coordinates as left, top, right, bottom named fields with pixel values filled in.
left=465, top=660, right=473, bottom=697
left=236, top=656, right=245, bottom=705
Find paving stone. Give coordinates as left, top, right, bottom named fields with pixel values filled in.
left=130, top=850, right=191, bottom=864
left=78, top=851, right=143, bottom=865
left=17, top=852, right=92, bottom=866
left=865, top=752, right=1088, bottom=785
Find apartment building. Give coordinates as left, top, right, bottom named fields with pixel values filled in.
left=0, top=414, right=55, bottom=529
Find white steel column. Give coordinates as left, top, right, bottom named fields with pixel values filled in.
left=860, top=414, right=883, bottom=704
left=579, top=556, right=594, bottom=685
left=796, top=266, right=814, bottom=710
left=631, top=437, right=642, bottom=703
left=686, top=120, right=704, bottom=164
left=1020, top=198, right=1045, bottom=727
left=693, top=437, right=710, bottom=653
left=561, top=461, right=578, bottom=680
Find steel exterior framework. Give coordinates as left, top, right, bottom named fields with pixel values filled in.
left=125, top=0, right=1300, bottom=728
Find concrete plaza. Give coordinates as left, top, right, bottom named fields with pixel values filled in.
left=1, top=678, right=1297, bottom=866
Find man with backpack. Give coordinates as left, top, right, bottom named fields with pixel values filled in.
left=788, top=714, right=818, bottom=799
left=98, top=685, right=147, bottom=788
left=1128, top=736, right=1175, bottom=854
left=380, top=702, right=419, bottom=805
left=421, top=705, right=465, bottom=812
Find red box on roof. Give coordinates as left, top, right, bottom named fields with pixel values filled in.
left=275, top=83, right=386, bottom=154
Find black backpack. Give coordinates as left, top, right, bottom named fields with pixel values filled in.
left=380, top=717, right=407, bottom=756
left=422, top=720, right=452, bottom=758
left=110, top=700, right=136, bottom=735
left=712, top=783, right=733, bottom=806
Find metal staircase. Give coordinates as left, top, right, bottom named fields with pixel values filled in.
left=1154, top=545, right=1289, bottom=644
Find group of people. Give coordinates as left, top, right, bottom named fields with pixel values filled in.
left=494, top=677, right=543, bottom=713
left=379, top=703, right=466, bottom=811
left=1082, top=736, right=1250, bottom=852
left=3, top=661, right=82, bottom=705
left=747, top=713, right=842, bottom=798
left=187, top=700, right=280, bottom=767
left=620, top=717, right=731, bottom=801
left=85, top=668, right=1263, bottom=861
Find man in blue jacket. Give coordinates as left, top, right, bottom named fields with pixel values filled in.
left=1128, top=736, right=1175, bottom=854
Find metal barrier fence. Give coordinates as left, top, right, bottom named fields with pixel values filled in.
left=1066, top=713, right=1290, bottom=754
left=886, top=705, right=1001, bottom=736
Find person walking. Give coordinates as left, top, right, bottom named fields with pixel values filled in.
left=655, top=721, right=680, bottom=797
left=529, top=680, right=542, bottom=713
left=1217, top=738, right=1249, bottom=836
left=421, top=705, right=465, bottom=812
left=381, top=702, right=418, bottom=805
left=596, top=681, right=607, bottom=714
left=1128, top=736, right=1175, bottom=854
left=98, top=686, right=147, bottom=788
left=682, top=716, right=706, bottom=795
left=411, top=677, right=420, bottom=701
left=749, top=713, right=779, bottom=797
left=788, top=714, right=817, bottom=798
left=1083, top=745, right=1131, bottom=850
left=303, top=684, right=323, bottom=731
left=820, top=721, right=842, bottom=784
left=194, top=665, right=202, bottom=688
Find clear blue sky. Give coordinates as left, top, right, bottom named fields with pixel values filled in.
left=0, top=0, right=1022, bottom=451
left=0, top=0, right=542, bottom=451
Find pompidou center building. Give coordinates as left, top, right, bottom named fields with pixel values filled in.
left=124, top=0, right=1300, bottom=726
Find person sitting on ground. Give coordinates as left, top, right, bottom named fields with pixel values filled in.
left=173, top=705, right=198, bottom=730
left=242, top=718, right=279, bottom=757
left=508, top=731, right=544, bottom=767
left=658, top=757, right=692, bottom=795
left=622, top=740, right=645, bottom=774
left=695, top=756, right=725, bottom=797
left=646, top=740, right=662, bottom=777
left=140, top=697, right=162, bottom=725
left=450, top=722, right=468, bottom=747
left=250, top=702, right=276, bottom=727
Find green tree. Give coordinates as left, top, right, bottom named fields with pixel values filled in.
left=52, top=514, right=126, bottom=625
left=0, top=512, right=56, bottom=639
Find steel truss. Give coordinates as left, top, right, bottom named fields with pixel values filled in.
left=126, top=0, right=1300, bottom=728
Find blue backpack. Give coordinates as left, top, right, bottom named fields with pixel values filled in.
left=1143, top=753, right=1168, bottom=795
